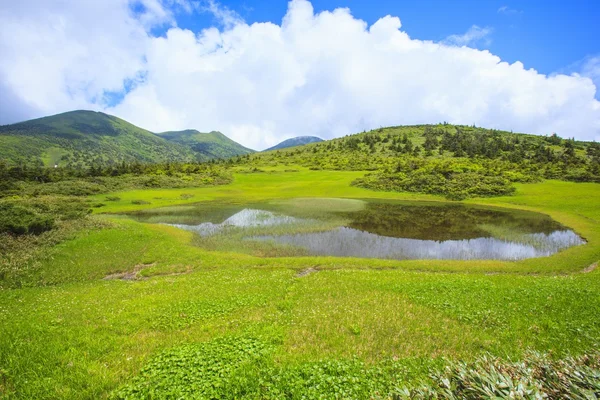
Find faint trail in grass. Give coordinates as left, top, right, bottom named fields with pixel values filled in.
left=583, top=261, right=598, bottom=273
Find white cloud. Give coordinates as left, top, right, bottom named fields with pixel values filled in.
left=443, top=25, right=493, bottom=47
left=0, top=0, right=174, bottom=122
left=194, top=0, right=244, bottom=28
left=581, top=56, right=600, bottom=93
left=498, top=6, right=522, bottom=15
left=1, top=0, right=599, bottom=149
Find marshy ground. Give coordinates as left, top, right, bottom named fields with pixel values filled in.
left=1, top=168, right=599, bottom=398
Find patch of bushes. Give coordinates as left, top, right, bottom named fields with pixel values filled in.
left=238, top=167, right=266, bottom=174
left=353, top=159, right=520, bottom=200
left=29, top=180, right=106, bottom=196
left=131, top=200, right=150, bottom=205
left=353, top=171, right=515, bottom=200
left=0, top=197, right=105, bottom=287
left=0, top=198, right=91, bottom=236
left=15, top=170, right=233, bottom=197
left=0, top=203, right=54, bottom=235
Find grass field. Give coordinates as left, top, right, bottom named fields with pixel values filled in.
left=1, top=168, right=599, bottom=398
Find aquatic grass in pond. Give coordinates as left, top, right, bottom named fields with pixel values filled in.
left=254, top=227, right=584, bottom=261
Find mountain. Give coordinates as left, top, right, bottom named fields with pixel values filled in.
left=0, top=111, right=250, bottom=167
left=157, top=130, right=255, bottom=160
left=264, top=136, right=324, bottom=151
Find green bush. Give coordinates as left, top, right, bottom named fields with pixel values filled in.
left=352, top=159, right=517, bottom=200
left=0, top=203, right=55, bottom=235
left=0, top=197, right=91, bottom=236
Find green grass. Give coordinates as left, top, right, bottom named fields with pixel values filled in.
left=0, top=170, right=599, bottom=398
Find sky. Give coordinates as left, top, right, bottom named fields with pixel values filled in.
left=0, top=0, right=599, bottom=149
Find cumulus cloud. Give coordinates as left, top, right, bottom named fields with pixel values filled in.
left=1, top=0, right=599, bottom=149
left=0, top=0, right=174, bottom=123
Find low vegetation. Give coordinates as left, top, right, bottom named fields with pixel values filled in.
left=113, top=341, right=600, bottom=399
left=0, top=161, right=232, bottom=198
left=0, top=123, right=599, bottom=398
left=352, top=157, right=520, bottom=200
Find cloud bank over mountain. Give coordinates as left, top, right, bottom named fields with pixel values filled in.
left=1, top=0, right=599, bottom=149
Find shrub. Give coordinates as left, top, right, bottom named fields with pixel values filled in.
left=0, top=203, right=55, bottom=235
left=352, top=159, right=518, bottom=200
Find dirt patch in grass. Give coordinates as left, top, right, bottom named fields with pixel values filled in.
left=103, top=263, right=155, bottom=281
left=296, top=267, right=319, bottom=278
left=582, top=262, right=598, bottom=273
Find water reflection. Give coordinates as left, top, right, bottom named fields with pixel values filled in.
left=169, top=209, right=300, bottom=236
left=341, top=202, right=566, bottom=241
left=254, top=227, right=585, bottom=261
left=128, top=200, right=586, bottom=261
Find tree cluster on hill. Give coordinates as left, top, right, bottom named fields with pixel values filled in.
left=352, top=157, right=521, bottom=200
left=233, top=124, right=599, bottom=198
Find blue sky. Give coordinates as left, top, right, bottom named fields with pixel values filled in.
left=171, top=0, right=600, bottom=77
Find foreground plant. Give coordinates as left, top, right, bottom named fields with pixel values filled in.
left=396, top=351, right=600, bottom=399
left=113, top=336, right=600, bottom=400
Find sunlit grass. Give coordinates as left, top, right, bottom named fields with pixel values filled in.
left=1, top=171, right=599, bottom=398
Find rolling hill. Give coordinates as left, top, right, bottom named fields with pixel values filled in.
left=158, top=130, right=255, bottom=160
left=238, top=124, right=600, bottom=199
left=0, top=110, right=251, bottom=167
left=264, top=136, right=323, bottom=151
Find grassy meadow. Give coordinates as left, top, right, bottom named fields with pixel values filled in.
left=1, top=168, right=599, bottom=398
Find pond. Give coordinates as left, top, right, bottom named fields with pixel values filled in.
left=125, top=198, right=585, bottom=261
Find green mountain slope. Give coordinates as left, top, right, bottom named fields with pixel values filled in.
left=264, top=136, right=323, bottom=151
left=244, top=124, right=598, bottom=172
left=0, top=110, right=197, bottom=167
left=238, top=124, right=600, bottom=199
left=158, top=130, right=255, bottom=160
left=0, top=111, right=252, bottom=167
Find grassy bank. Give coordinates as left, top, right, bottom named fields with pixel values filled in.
left=0, top=169, right=599, bottom=398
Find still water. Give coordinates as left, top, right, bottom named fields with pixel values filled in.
left=127, top=199, right=585, bottom=261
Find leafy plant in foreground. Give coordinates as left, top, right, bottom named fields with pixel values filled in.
left=395, top=352, right=600, bottom=399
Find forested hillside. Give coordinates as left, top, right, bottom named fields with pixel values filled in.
left=158, top=130, right=254, bottom=159
left=0, top=111, right=252, bottom=167
left=235, top=124, right=600, bottom=199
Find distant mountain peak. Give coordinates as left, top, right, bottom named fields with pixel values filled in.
left=264, top=136, right=323, bottom=151
left=156, top=129, right=255, bottom=159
